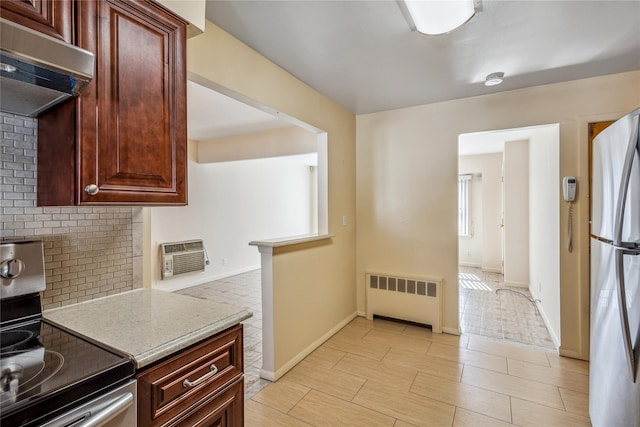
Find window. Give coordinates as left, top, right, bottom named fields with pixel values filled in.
left=458, top=174, right=472, bottom=236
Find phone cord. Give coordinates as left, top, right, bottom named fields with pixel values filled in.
left=567, top=202, right=573, bottom=253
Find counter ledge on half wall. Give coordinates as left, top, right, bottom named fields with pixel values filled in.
left=249, top=233, right=334, bottom=248
left=43, top=289, right=252, bottom=369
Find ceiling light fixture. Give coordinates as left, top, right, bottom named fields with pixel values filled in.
left=484, top=72, right=504, bottom=86
left=399, top=0, right=476, bottom=35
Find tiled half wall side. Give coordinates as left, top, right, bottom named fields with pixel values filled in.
left=1, top=112, right=143, bottom=309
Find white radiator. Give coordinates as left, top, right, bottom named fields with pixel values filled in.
left=365, top=272, right=443, bottom=333
left=160, top=240, right=206, bottom=279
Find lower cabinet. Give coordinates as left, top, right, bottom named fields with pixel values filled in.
left=137, top=325, right=244, bottom=426
left=171, top=380, right=243, bottom=427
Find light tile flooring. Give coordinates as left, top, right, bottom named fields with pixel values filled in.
left=248, top=317, right=590, bottom=426
left=459, top=266, right=555, bottom=349
left=178, top=269, right=590, bottom=426
left=176, top=269, right=271, bottom=399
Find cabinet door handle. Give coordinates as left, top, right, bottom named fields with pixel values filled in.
left=84, top=184, right=99, bottom=195
left=183, top=364, right=218, bottom=388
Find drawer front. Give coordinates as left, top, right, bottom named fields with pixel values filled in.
left=137, top=325, right=243, bottom=426
left=167, top=379, right=243, bottom=427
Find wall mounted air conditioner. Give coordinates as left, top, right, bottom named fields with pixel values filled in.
left=160, top=239, right=207, bottom=279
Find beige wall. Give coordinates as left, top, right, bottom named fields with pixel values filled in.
left=529, top=125, right=561, bottom=346
left=186, top=21, right=356, bottom=373
left=156, top=0, right=205, bottom=37
left=357, top=71, right=640, bottom=359
left=181, top=19, right=638, bottom=366
left=503, top=139, right=530, bottom=286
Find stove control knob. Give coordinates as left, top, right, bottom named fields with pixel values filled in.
left=0, top=259, right=25, bottom=280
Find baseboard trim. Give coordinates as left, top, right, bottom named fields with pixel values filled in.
left=259, top=369, right=275, bottom=381
left=542, top=315, right=561, bottom=350
left=153, top=265, right=261, bottom=292
left=503, top=281, right=529, bottom=288
left=443, top=326, right=461, bottom=336
left=559, top=347, right=588, bottom=361
left=458, top=262, right=482, bottom=268
left=530, top=288, right=561, bottom=350
left=261, top=311, right=359, bottom=382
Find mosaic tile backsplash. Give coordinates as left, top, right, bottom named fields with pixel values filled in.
left=1, top=112, right=142, bottom=310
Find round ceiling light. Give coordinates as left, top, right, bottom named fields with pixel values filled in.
left=485, top=72, right=504, bottom=86
left=403, top=0, right=476, bottom=35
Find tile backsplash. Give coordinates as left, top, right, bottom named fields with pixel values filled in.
left=1, top=112, right=142, bottom=310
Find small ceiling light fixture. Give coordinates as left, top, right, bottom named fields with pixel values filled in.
left=399, top=0, right=477, bottom=35
left=485, top=72, right=504, bottom=86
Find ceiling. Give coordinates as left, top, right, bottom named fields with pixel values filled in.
left=458, top=124, right=558, bottom=156
left=186, top=79, right=557, bottom=154
left=187, top=80, right=291, bottom=141
left=190, top=1, right=639, bottom=150
left=204, top=0, right=640, bottom=115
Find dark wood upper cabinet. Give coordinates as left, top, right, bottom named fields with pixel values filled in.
left=37, top=0, right=187, bottom=206
left=0, top=0, right=73, bottom=42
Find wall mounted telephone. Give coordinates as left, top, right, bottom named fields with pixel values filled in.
left=563, top=176, right=577, bottom=202
left=563, top=176, right=577, bottom=252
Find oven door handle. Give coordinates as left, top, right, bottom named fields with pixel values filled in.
left=75, top=392, right=134, bottom=427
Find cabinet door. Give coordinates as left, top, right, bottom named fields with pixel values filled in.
left=76, top=0, right=187, bottom=205
left=0, top=0, right=72, bottom=42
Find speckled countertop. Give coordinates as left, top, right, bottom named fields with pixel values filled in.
left=43, top=289, right=252, bottom=369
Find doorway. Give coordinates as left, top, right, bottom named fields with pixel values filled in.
left=458, top=124, right=560, bottom=349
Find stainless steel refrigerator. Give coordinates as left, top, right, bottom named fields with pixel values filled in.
left=590, top=107, right=640, bottom=427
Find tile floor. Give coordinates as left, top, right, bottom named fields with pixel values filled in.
left=247, top=317, right=590, bottom=426
left=178, top=269, right=589, bottom=426
left=459, top=266, right=555, bottom=349
left=176, top=269, right=271, bottom=399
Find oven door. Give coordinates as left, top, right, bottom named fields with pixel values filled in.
left=41, top=380, right=136, bottom=427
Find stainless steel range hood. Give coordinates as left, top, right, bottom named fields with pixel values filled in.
left=0, top=18, right=94, bottom=118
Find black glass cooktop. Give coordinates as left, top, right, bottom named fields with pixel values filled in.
left=1, top=318, right=134, bottom=426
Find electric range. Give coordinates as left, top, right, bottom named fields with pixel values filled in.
left=0, top=240, right=135, bottom=426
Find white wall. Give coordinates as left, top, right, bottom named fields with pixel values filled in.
left=458, top=153, right=503, bottom=271
left=503, top=140, right=530, bottom=286
left=150, top=143, right=316, bottom=291
left=458, top=173, right=483, bottom=267
left=529, top=125, right=561, bottom=346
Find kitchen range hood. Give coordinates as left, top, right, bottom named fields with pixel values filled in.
left=0, top=18, right=94, bottom=117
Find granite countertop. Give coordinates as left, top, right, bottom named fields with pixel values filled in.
left=43, top=289, right=252, bottom=369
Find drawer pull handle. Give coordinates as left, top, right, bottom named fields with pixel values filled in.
left=183, top=364, right=218, bottom=388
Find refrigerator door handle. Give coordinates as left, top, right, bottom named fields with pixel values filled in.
left=613, top=114, right=639, bottom=247
left=615, top=249, right=639, bottom=382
